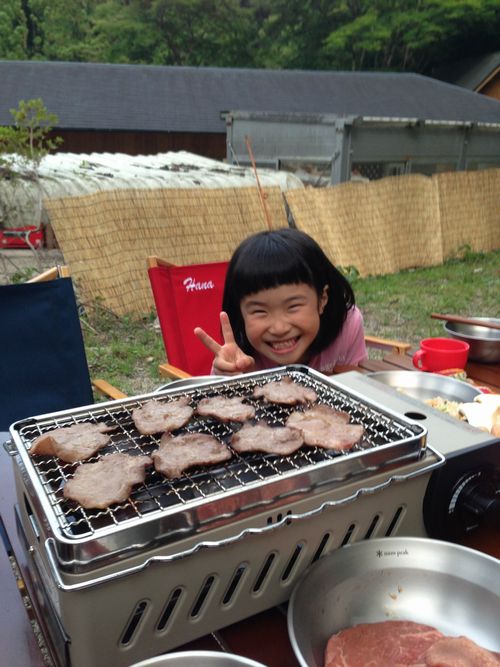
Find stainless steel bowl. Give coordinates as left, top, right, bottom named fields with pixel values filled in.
left=129, top=651, right=267, bottom=667
left=287, top=537, right=500, bottom=667
left=444, top=318, right=500, bottom=363
left=368, top=370, right=481, bottom=403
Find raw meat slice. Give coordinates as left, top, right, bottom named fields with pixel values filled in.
left=418, top=635, right=500, bottom=666
left=324, top=620, right=445, bottom=667
left=196, top=396, right=255, bottom=422
left=132, top=396, right=193, bottom=435
left=230, top=421, right=304, bottom=455
left=324, top=621, right=500, bottom=667
left=63, top=452, right=152, bottom=509
left=152, top=432, right=232, bottom=478
left=286, top=404, right=363, bottom=451
left=30, top=422, right=116, bottom=463
left=252, top=377, right=318, bottom=405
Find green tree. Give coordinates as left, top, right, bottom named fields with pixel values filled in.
left=0, top=0, right=28, bottom=58
left=149, top=0, right=257, bottom=66
left=319, top=0, right=500, bottom=72
left=0, top=0, right=499, bottom=74
left=0, top=98, right=62, bottom=176
left=256, top=0, right=500, bottom=72
left=90, top=0, right=162, bottom=64
left=24, top=0, right=97, bottom=60
left=0, top=98, right=63, bottom=232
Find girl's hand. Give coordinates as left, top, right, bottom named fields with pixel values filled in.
left=194, top=311, right=255, bottom=375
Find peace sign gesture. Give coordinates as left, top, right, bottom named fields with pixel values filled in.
left=194, top=311, right=255, bottom=376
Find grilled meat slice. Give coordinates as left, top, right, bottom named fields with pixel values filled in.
left=30, top=422, right=116, bottom=463
left=132, top=396, right=193, bottom=435
left=252, top=377, right=318, bottom=405
left=286, top=404, right=364, bottom=451
left=230, top=421, right=304, bottom=455
left=196, top=396, right=255, bottom=423
left=63, top=453, right=152, bottom=509
left=152, top=432, right=232, bottom=478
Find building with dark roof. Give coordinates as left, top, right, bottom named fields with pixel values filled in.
left=1, top=60, right=500, bottom=182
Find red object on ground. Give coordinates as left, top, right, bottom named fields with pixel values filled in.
left=0, top=226, right=44, bottom=249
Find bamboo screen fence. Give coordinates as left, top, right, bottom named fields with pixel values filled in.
left=285, top=169, right=500, bottom=277
left=44, top=186, right=288, bottom=315
left=43, top=169, right=499, bottom=315
left=285, top=174, right=443, bottom=276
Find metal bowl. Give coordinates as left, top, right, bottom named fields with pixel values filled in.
left=368, top=370, right=481, bottom=403
left=129, top=651, right=267, bottom=667
left=287, top=537, right=500, bottom=667
left=444, top=318, right=500, bottom=363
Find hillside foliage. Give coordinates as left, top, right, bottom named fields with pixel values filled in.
left=0, top=0, right=498, bottom=74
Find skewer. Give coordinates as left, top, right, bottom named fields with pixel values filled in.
left=245, top=135, right=273, bottom=231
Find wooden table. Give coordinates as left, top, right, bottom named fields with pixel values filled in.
left=1, top=351, right=499, bottom=667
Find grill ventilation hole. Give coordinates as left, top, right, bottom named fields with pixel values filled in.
left=253, top=553, right=276, bottom=593
left=311, top=533, right=331, bottom=563
left=281, top=542, right=304, bottom=582
left=190, top=575, right=216, bottom=618
left=120, top=600, right=149, bottom=646
left=385, top=506, right=404, bottom=536
left=341, top=523, right=356, bottom=546
left=266, top=510, right=292, bottom=526
left=364, top=515, right=381, bottom=539
left=222, top=564, right=247, bottom=606
left=156, top=587, right=183, bottom=632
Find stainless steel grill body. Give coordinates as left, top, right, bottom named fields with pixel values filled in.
left=9, top=366, right=444, bottom=667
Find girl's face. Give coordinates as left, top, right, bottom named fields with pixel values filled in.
left=240, top=282, right=328, bottom=365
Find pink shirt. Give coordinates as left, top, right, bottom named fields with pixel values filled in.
left=253, top=306, right=367, bottom=374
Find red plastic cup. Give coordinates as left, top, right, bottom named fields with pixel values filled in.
left=412, top=338, right=470, bottom=372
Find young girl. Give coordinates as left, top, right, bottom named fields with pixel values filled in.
left=194, top=228, right=367, bottom=375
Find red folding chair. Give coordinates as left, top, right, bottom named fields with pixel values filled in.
left=147, top=256, right=229, bottom=379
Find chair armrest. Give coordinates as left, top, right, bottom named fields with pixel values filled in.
left=364, top=335, right=411, bottom=355
left=91, top=379, right=128, bottom=400
left=158, top=363, right=193, bottom=380
left=27, top=265, right=70, bottom=282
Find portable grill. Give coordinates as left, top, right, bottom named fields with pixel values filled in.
left=7, top=366, right=448, bottom=667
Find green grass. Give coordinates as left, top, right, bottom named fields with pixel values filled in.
left=351, top=248, right=499, bottom=347
left=82, top=249, right=500, bottom=397
left=81, top=302, right=166, bottom=397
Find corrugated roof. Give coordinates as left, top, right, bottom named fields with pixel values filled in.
left=1, top=60, right=500, bottom=132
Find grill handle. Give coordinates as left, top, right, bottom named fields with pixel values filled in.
left=44, top=449, right=444, bottom=592
left=3, top=438, right=16, bottom=456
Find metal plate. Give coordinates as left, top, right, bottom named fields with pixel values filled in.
left=130, top=652, right=267, bottom=667
left=368, top=370, right=481, bottom=403
left=287, top=537, right=500, bottom=667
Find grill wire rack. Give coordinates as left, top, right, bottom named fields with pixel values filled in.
left=13, top=367, right=426, bottom=541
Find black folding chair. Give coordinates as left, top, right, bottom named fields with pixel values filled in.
left=0, top=266, right=125, bottom=431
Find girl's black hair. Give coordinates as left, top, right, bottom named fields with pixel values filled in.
left=222, top=228, right=356, bottom=356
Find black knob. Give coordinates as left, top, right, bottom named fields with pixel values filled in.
left=451, top=469, right=500, bottom=532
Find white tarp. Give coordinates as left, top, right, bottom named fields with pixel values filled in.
left=0, top=150, right=303, bottom=228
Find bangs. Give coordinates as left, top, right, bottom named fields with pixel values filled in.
left=231, top=237, right=317, bottom=297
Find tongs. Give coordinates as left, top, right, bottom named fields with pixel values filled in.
left=431, top=313, right=500, bottom=332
